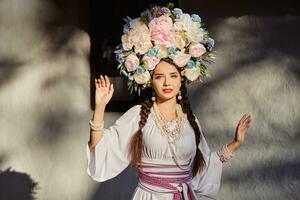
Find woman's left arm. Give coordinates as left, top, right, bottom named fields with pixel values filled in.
left=191, top=114, right=251, bottom=199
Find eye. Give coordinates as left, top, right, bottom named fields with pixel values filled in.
left=155, top=76, right=162, bottom=79
left=171, top=75, right=177, bottom=78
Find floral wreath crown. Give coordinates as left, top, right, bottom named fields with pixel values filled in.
left=114, top=3, right=216, bottom=96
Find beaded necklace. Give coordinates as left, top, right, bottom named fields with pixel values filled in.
left=152, top=102, right=192, bottom=171
left=153, top=101, right=184, bottom=144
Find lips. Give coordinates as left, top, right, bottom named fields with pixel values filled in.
left=163, top=88, right=173, bottom=93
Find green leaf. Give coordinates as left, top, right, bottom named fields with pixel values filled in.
left=166, top=2, right=175, bottom=10
left=117, top=64, right=123, bottom=69
left=123, top=50, right=133, bottom=57
left=200, top=65, right=208, bottom=76
left=140, top=16, right=149, bottom=24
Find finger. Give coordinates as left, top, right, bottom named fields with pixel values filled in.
left=98, top=78, right=102, bottom=88
left=245, top=119, right=251, bottom=125
left=96, top=78, right=101, bottom=88
left=241, top=114, right=247, bottom=121
left=95, top=79, right=100, bottom=88
left=108, top=84, right=114, bottom=96
left=241, top=114, right=251, bottom=123
left=100, top=75, right=105, bottom=87
left=104, top=75, right=110, bottom=87
left=111, top=83, right=114, bottom=91
left=245, top=117, right=251, bottom=123
left=239, top=115, right=247, bottom=124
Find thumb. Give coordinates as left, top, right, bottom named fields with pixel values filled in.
left=107, top=84, right=114, bottom=97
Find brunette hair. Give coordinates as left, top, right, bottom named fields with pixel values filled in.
left=128, top=81, right=206, bottom=177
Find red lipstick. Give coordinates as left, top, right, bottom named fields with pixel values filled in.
left=163, top=88, right=173, bottom=93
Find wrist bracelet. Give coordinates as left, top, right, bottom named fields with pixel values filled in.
left=217, top=144, right=235, bottom=163
left=89, top=119, right=104, bottom=131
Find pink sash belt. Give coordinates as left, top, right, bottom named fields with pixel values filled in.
left=138, top=164, right=196, bottom=200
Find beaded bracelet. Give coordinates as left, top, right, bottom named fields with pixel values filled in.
left=89, top=119, right=104, bottom=131
left=217, top=144, right=235, bottom=163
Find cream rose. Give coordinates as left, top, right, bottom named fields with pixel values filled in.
left=174, top=14, right=204, bottom=43
left=124, top=54, right=139, bottom=72
left=189, top=43, right=206, bottom=57
left=121, top=34, right=133, bottom=51
left=142, top=55, right=160, bottom=70
left=174, top=32, right=186, bottom=49
left=133, top=70, right=151, bottom=84
left=183, top=67, right=201, bottom=81
left=123, top=19, right=153, bottom=54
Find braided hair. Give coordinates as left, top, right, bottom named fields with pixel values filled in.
left=128, top=82, right=206, bottom=177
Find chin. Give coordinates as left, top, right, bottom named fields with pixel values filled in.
left=158, top=92, right=176, bottom=100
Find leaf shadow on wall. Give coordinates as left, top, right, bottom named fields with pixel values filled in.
left=222, top=160, right=300, bottom=198
left=0, top=167, right=39, bottom=200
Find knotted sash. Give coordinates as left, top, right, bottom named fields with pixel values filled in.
left=138, top=163, right=197, bottom=200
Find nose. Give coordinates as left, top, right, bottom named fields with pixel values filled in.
left=163, top=76, right=171, bottom=86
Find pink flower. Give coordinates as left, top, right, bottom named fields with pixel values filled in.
left=189, top=43, right=206, bottom=57
left=148, top=15, right=176, bottom=48
left=124, top=55, right=139, bottom=72
left=173, top=53, right=191, bottom=67
left=142, top=55, right=160, bottom=70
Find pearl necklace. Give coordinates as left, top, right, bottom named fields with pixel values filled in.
left=153, top=102, right=192, bottom=170
left=153, top=102, right=184, bottom=144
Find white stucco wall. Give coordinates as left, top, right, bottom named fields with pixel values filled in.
left=0, top=0, right=299, bottom=199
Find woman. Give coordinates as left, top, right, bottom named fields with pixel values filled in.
left=87, top=5, right=251, bottom=200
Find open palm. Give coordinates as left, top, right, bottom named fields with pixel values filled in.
left=234, top=114, right=251, bottom=145
left=95, top=75, right=114, bottom=106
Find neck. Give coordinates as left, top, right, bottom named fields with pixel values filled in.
left=155, top=97, right=177, bottom=116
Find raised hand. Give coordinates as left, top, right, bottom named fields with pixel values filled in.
left=94, top=75, right=114, bottom=106
left=234, top=114, right=251, bottom=146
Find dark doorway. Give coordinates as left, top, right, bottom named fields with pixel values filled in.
left=89, top=0, right=179, bottom=111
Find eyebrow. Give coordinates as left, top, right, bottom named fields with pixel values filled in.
left=154, top=72, right=178, bottom=76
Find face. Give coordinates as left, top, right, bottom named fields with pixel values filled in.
left=151, top=61, right=181, bottom=101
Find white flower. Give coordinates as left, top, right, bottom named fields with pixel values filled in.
left=133, top=70, right=151, bottom=84
left=129, top=18, right=141, bottom=29
left=174, top=14, right=204, bottom=43
left=121, top=19, right=153, bottom=54
left=121, top=34, right=133, bottom=51
left=183, top=66, right=201, bottom=81
left=174, top=32, right=186, bottom=49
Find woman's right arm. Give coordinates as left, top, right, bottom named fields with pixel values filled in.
left=88, top=104, right=106, bottom=153
left=86, top=75, right=143, bottom=182
left=88, top=75, right=114, bottom=153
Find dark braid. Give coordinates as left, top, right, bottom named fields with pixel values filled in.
left=128, top=88, right=153, bottom=168
left=179, top=83, right=206, bottom=177
left=128, top=84, right=206, bottom=177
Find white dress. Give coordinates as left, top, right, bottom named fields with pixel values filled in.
left=86, top=104, right=223, bottom=200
